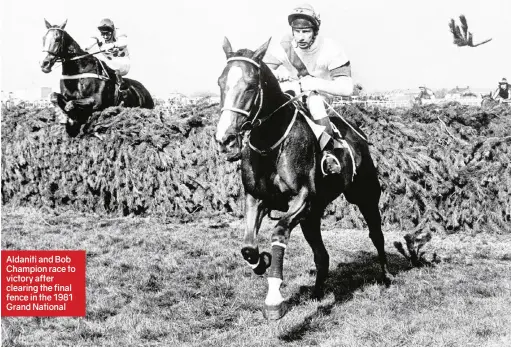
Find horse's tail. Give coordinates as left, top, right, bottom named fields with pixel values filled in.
left=124, top=78, right=154, bottom=109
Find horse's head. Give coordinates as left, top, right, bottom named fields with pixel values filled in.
left=40, top=19, right=69, bottom=73
left=215, top=37, right=271, bottom=161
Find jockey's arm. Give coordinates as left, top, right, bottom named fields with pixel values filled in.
left=84, top=37, right=101, bottom=52
left=113, top=33, right=128, bottom=49
left=299, top=62, right=353, bottom=97
left=300, top=75, right=353, bottom=97
left=266, top=62, right=293, bottom=82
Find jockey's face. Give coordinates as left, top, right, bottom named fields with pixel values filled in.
left=500, top=83, right=507, bottom=90
left=100, top=30, right=113, bottom=41
left=292, top=28, right=314, bottom=49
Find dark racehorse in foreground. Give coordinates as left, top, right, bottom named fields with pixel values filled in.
left=40, top=20, right=154, bottom=136
left=215, top=38, right=392, bottom=320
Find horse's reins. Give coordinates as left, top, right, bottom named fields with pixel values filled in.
left=221, top=57, right=367, bottom=143
left=222, top=57, right=303, bottom=155
left=220, top=56, right=366, bottom=177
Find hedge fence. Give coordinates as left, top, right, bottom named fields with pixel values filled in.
left=2, top=101, right=510, bottom=234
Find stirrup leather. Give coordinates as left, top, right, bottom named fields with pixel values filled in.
left=321, top=152, right=341, bottom=176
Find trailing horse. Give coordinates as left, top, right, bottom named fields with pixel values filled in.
left=215, top=38, right=392, bottom=320
left=40, top=20, right=154, bottom=136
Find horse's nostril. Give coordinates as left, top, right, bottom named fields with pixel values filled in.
left=224, top=134, right=236, bottom=146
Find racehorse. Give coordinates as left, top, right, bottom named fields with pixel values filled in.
left=215, top=37, right=392, bottom=320
left=40, top=20, right=154, bottom=136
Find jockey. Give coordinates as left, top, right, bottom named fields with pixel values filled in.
left=263, top=3, right=354, bottom=175
left=85, top=18, right=130, bottom=90
left=492, top=78, right=511, bottom=102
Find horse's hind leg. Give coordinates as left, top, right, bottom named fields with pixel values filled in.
left=357, top=200, right=392, bottom=285
left=300, top=210, right=329, bottom=300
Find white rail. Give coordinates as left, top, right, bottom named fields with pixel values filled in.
left=333, top=98, right=482, bottom=108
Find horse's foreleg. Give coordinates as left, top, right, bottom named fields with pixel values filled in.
left=300, top=210, right=329, bottom=300
left=50, top=92, right=71, bottom=124
left=241, top=194, right=270, bottom=275
left=64, top=97, right=96, bottom=112
left=265, top=187, right=309, bottom=319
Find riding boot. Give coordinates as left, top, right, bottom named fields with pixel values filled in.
left=115, top=70, right=129, bottom=90
left=314, top=117, right=343, bottom=175
left=114, top=70, right=129, bottom=105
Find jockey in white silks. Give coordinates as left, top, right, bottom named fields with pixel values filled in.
left=85, top=18, right=130, bottom=89
left=263, top=3, right=354, bottom=176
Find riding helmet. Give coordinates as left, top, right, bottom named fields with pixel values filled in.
left=288, top=3, right=321, bottom=30
left=98, top=18, right=115, bottom=32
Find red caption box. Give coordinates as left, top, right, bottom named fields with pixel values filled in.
left=1, top=250, right=86, bottom=317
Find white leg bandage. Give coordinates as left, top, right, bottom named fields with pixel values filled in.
left=265, top=277, right=285, bottom=306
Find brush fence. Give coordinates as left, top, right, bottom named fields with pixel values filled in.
left=2, top=102, right=510, bottom=234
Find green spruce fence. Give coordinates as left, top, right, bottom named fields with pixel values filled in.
left=2, top=102, right=510, bottom=234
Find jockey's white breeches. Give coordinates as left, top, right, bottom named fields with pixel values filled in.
left=97, top=55, right=130, bottom=76
left=306, top=92, right=330, bottom=120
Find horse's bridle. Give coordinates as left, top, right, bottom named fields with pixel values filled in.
left=42, top=28, right=68, bottom=61
left=220, top=57, right=265, bottom=131
left=220, top=57, right=308, bottom=156
left=43, top=27, right=107, bottom=63
left=42, top=27, right=111, bottom=80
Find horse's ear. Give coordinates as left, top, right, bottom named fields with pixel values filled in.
left=222, top=37, right=233, bottom=59
left=59, top=19, right=68, bottom=30
left=44, top=19, right=52, bottom=29
left=252, top=37, right=272, bottom=62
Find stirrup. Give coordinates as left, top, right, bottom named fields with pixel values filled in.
left=321, top=152, right=341, bottom=176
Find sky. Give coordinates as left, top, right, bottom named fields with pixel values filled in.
left=1, top=0, right=510, bottom=97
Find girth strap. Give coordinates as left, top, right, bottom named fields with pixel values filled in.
left=60, top=73, right=109, bottom=80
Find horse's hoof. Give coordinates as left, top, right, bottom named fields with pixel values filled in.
left=312, top=288, right=325, bottom=301
left=382, top=273, right=395, bottom=287
left=251, top=252, right=271, bottom=275
left=262, top=302, right=289, bottom=320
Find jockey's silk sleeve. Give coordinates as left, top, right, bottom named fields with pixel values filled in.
left=114, top=32, right=128, bottom=49
left=330, top=61, right=351, bottom=78
left=263, top=38, right=286, bottom=67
